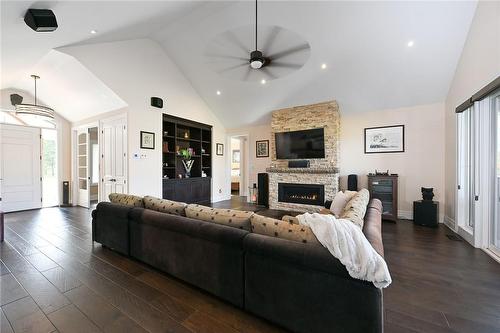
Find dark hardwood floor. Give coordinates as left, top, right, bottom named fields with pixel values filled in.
left=1, top=199, right=500, bottom=333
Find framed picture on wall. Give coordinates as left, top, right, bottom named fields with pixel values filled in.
left=216, top=143, right=224, bottom=156
left=364, top=125, right=404, bottom=154
left=256, top=140, right=269, bottom=158
left=140, top=131, right=155, bottom=149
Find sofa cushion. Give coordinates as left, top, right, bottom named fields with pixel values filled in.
left=143, top=196, right=187, bottom=216
left=185, top=204, right=253, bottom=231
left=251, top=214, right=321, bottom=246
left=281, top=215, right=299, bottom=224
left=341, top=188, right=370, bottom=228
left=109, top=193, right=144, bottom=207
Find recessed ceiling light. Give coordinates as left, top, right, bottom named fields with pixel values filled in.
left=261, top=79, right=266, bottom=85
left=321, top=63, right=327, bottom=69
left=90, top=30, right=97, bottom=34
left=216, top=90, right=221, bottom=95
left=407, top=40, right=414, bottom=47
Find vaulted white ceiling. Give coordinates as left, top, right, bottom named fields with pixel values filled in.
left=1, top=1, right=477, bottom=126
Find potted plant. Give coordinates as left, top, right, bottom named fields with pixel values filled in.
left=180, top=148, right=194, bottom=178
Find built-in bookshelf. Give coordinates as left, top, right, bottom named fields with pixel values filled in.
left=162, top=114, right=212, bottom=203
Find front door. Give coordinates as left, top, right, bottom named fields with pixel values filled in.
left=101, top=117, right=127, bottom=201
left=0, top=124, right=41, bottom=212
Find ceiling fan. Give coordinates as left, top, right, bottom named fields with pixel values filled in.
left=207, top=0, right=310, bottom=81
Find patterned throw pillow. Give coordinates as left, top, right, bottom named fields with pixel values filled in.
left=143, top=196, right=187, bottom=216
left=251, top=214, right=321, bottom=246
left=108, top=193, right=144, bottom=207
left=340, top=188, right=370, bottom=228
left=185, top=204, right=253, bottom=231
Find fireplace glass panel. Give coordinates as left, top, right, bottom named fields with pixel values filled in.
left=278, top=183, right=325, bottom=206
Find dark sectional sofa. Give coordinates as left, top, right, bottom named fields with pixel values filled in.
left=92, top=199, right=385, bottom=333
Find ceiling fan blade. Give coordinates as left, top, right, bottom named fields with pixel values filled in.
left=217, top=62, right=249, bottom=74
left=206, top=53, right=248, bottom=62
left=242, top=67, right=252, bottom=81
left=224, top=30, right=250, bottom=55
left=261, top=67, right=277, bottom=80
left=270, top=62, right=302, bottom=69
left=262, top=26, right=281, bottom=53
left=268, top=43, right=310, bottom=60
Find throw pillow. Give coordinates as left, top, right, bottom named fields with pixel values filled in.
left=341, top=188, right=370, bottom=228
left=330, top=191, right=350, bottom=217
left=143, top=196, right=187, bottom=216
left=109, top=193, right=144, bottom=207
left=344, top=190, right=358, bottom=200
left=251, top=214, right=321, bottom=246
left=185, top=204, right=253, bottom=231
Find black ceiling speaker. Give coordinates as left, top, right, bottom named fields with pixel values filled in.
left=10, top=94, right=23, bottom=106
left=24, top=9, right=58, bottom=32
left=151, top=97, right=163, bottom=108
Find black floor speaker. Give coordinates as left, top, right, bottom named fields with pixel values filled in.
left=257, top=173, right=269, bottom=207
left=61, top=181, right=70, bottom=207
left=347, top=174, right=358, bottom=191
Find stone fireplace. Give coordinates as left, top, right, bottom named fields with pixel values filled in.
left=267, top=100, right=340, bottom=212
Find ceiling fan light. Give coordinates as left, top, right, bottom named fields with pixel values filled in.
left=250, top=50, right=264, bottom=69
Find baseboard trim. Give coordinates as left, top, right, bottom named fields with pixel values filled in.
left=483, top=248, right=500, bottom=264
left=397, top=210, right=413, bottom=220
left=211, top=194, right=231, bottom=203
left=398, top=209, right=445, bottom=223
left=444, top=215, right=456, bottom=231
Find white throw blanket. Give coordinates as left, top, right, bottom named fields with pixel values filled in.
left=297, top=213, right=392, bottom=289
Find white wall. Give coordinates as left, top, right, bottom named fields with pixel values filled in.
left=0, top=88, right=72, bottom=205
left=60, top=39, right=228, bottom=201
left=444, top=0, right=500, bottom=226
left=227, top=124, right=272, bottom=188
left=339, top=103, right=446, bottom=221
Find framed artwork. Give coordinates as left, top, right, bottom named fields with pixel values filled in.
left=140, top=131, right=155, bottom=149
left=256, top=140, right=269, bottom=158
left=232, top=150, right=240, bottom=163
left=216, top=143, right=224, bottom=156
left=364, top=125, right=404, bottom=154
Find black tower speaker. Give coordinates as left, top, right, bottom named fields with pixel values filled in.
left=347, top=174, right=358, bottom=191
left=24, top=9, right=58, bottom=32
left=151, top=97, right=163, bottom=108
left=61, top=181, right=70, bottom=207
left=257, top=173, right=269, bottom=207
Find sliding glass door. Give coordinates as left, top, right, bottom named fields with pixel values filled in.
left=456, top=89, right=500, bottom=256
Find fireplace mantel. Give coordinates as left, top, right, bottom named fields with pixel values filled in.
left=266, top=167, right=339, bottom=174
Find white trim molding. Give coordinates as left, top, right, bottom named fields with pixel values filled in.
left=444, top=215, right=456, bottom=231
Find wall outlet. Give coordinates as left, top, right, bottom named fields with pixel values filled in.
left=218, top=188, right=222, bottom=194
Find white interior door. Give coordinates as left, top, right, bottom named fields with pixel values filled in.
left=0, top=124, right=41, bottom=212
left=77, top=129, right=89, bottom=208
left=101, top=117, right=127, bottom=201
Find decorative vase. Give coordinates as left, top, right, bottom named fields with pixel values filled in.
left=182, top=159, right=194, bottom=178
left=421, top=187, right=434, bottom=201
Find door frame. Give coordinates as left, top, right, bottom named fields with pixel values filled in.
left=227, top=133, right=250, bottom=197
left=72, top=121, right=98, bottom=207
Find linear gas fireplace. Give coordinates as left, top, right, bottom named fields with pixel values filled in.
left=278, top=183, right=325, bottom=206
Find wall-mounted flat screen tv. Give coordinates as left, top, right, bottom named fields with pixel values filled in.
left=275, top=128, right=325, bottom=159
